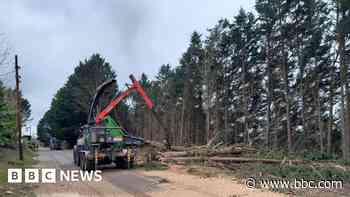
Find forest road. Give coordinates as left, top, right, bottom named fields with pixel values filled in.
left=34, top=148, right=285, bottom=197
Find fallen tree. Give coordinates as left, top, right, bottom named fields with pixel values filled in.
left=145, top=143, right=339, bottom=169
left=160, top=156, right=308, bottom=165
left=209, top=157, right=306, bottom=164
left=163, top=145, right=256, bottom=158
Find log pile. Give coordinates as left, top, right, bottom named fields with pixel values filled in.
left=143, top=140, right=167, bottom=151
left=156, top=144, right=313, bottom=169
left=167, top=144, right=257, bottom=157
left=141, top=142, right=341, bottom=172
left=158, top=144, right=259, bottom=167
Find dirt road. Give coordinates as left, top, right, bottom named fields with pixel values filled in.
left=34, top=148, right=284, bottom=197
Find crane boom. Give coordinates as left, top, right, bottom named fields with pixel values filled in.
left=95, top=74, right=154, bottom=124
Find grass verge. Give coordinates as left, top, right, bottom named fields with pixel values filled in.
left=0, top=147, right=37, bottom=197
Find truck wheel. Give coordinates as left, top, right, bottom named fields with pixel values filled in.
left=77, top=154, right=81, bottom=166
left=114, top=157, right=123, bottom=169
left=74, top=148, right=81, bottom=166
left=80, top=155, right=84, bottom=170
left=73, top=149, right=77, bottom=165
left=115, top=157, right=133, bottom=169
left=75, top=150, right=81, bottom=166
left=80, top=154, right=86, bottom=170
left=80, top=154, right=94, bottom=171
left=86, top=159, right=95, bottom=171
left=128, top=160, right=134, bottom=169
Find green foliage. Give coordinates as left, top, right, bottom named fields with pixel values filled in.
left=254, top=149, right=338, bottom=161
left=336, top=159, right=350, bottom=166
left=238, top=163, right=350, bottom=184
left=258, top=164, right=350, bottom=181
left=37, top=0, right=350, bottom=157
left=254, top=149, right=290, bottom=160
left=179, top=31, right=206, bottom=144
left=37, top=54, right=117, bottom=145
left=21, top=98, right=31, bottom=122
left=302, top=151, right=338, bottom=161
left=0, top=82, right=16, bottom=146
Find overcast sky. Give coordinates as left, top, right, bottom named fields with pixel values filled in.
left=0, top=0, right=255, bottom=135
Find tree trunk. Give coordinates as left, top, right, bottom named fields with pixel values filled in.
left=299, top=48, right=306, bottom=148
left=327, top=70, right=334, bottom=154
left=205, top=58, right=212, bottom=144
left=242, top=60, right=249, bottom=145
left=176, top=110, right=180, bottom=145
left=347, top=84, right=350, bottom=157
left=266, top=35, right=272, bottom=149
left=282, top=39, right=292, bottom=154
left=180, top=98, right=186, bottom=145
left=341, top=77, right=348, bottom=159
left=316, top=78, right=324, bottom=153
left=150, top=111, right=153, bottom=141
left=337, top=3, right=349, bottom=159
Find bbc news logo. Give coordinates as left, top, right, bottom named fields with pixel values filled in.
left=8, top=168, right=102, bottom=183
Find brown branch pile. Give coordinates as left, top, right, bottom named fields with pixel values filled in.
left=153, top=144, right=319, bottom=168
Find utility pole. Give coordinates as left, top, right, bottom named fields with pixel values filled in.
left=15, top=55, right=23, bottom=161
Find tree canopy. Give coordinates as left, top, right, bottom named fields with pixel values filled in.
left=37, top=54, right=116, bottom=145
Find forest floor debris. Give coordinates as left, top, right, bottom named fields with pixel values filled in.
left=139, top=142, right=350, bottom=196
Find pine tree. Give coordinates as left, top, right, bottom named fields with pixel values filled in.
left=301, top=0, right=332, bottom=153
left=203, top=19, right=230, bottom=145
left=0, top=81, right=15, bottom=146
left=179, top=32, right=206, bottom=145
left=37, top=54, right=117, bottom=145
left=256, top=0, right=288, bottom=149
left=334, top=0, right=350, bottom=159
left=224, top=9, right=260, bottom=145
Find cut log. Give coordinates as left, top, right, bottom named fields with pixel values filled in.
left=160, top=157, right=207, bottom=165
left=207, top=132, right=220, bottom=148
left=207, top=160, right=240, bottom=170
left=160, top=156, right=309, bottom=165
left=170, top=146, right=189, bottom=151
left=209, top=157, right=307, bottom=164
left=161, top=147, right=245, bottom=158
left=161, top=151, right=189, bottom=157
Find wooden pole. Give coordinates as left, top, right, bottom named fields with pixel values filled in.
left=15, top=55, right=23, bottom=160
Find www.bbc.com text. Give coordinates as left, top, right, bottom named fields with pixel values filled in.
left=245, top=177, right=343, bottom=190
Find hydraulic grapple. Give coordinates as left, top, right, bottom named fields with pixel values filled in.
left=73, top=75, right=154, bottom=171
